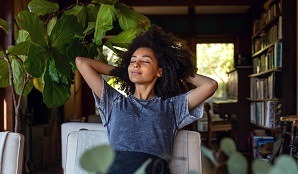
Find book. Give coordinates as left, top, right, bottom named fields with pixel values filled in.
left=252, top=135, right=275, bottom=160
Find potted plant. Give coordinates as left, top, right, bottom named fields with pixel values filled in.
left=0, top=0, right=150, bottom=133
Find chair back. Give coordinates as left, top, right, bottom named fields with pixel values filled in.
left=61, top=122, right=202, bottom=174
left=204, top=103, right=213, bottom=129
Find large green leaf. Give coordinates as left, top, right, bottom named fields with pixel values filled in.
left=7, top=41, right=31, bottom=56
left=15, top=30, right=29, bottom=44
left=227, top=152, right=248, bottom=174
left=86, top=4, right=100, bottom=22
left=116, top=3, right=150, bottom=30
left=50, top=14, right=83, bottom=51
left=28, top=0, right=59, bottom=16
left=0, top=58, right=9, bottom=87
left=80, top=145, right=115, bottom=173
left=65, top=5, right=87, bottom=27
left=42, top=67, right=71, bottom=107
left=11, top=59, right=33, bottom=95
left=15, top=11, right=47, bottom=46
left=0, top=18, right=9, bottom=33
left=220, top=137, right=237, bottom=156
left=106, top=27, right=140, bottom=48
left=66, top=39, right=87, bottom=65
left=83, top=22, right=95, bottom=35
left=24, top=44, right=49, bottom=78
left=49, top=49, right=72, bottom=85
left=47, top=17, right=57, bottom=36
left=94, top=4, right=115, bottom=46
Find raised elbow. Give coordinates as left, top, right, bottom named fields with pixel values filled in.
left=210, top=80, right=218, bottom=93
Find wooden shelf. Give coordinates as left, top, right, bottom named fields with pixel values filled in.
left=247, top=98, right=281, bottom=102
left=251, top=123, right=281, bottom=133
left=252, top=14, right=281, bottom=39
left=248, top=67, right=281, bottom=78
left=252, top=39, right=282, bottom=58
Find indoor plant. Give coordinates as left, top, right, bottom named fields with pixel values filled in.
left=0, top=0, right=150, bottom=132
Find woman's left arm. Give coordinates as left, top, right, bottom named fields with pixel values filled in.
left=186, top=74, right=218, bottom=110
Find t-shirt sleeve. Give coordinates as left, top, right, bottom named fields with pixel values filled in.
left=172, top=91, right=204, bottom=129
left=93, top=78, right=121, bottom=126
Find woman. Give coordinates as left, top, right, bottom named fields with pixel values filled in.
left=76, top=25, right=218, bottom=174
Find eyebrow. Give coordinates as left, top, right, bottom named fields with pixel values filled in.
left=131, top=55, right=153, bottom=59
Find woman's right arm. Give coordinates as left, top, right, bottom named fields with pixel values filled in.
left=75, top=57, right=115, bottom=98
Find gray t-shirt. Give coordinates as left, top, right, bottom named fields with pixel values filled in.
left=93, top=79, right=203, bottom=160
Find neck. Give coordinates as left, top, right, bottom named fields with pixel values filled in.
left=133, top=85, right=155, bottom=100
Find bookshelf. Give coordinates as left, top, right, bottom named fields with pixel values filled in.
left=250, top=0, right=283, bottom=130
left=249, top=0, right=297, bottom=159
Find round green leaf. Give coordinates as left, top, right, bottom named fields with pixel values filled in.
left=269, top=155, right=298, bottom=174
left=80, top=145, right=115, bottom=173
left=220, top=137, right=237, bottom=156
left=28, top=0, right=59, bottom=16
left=227, top=152, right=248, bottom=174
left=252, top=159, right=272, bottom=174
left=201, top=146, right=217, bottom=165
left=0, top=18, right=9, bottom=33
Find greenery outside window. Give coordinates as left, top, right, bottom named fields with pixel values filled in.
left=196, top=43, right=234, bottom=99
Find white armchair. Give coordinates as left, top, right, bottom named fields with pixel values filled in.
left=61, top=122, right=202, bottom=174
left=0, top=131, right=25, bottom=174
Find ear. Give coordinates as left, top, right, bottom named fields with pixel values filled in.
left=157, top=68, right=162, bottom=77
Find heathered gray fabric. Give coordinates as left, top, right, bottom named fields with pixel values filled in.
left=93, top=79, right=203, bottom=161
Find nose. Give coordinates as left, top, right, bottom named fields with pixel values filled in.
left=133, top=61, right=140, bottom=68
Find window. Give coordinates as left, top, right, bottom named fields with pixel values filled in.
left=196, top=43, right=234, bottom=99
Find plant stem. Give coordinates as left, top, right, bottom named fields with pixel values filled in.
left=1, top=48, right=19, bottom=132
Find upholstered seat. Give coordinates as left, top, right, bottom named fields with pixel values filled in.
left=61, top=122, right=202, bottom=174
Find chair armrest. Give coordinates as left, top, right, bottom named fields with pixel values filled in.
left=1, top=132, right=24, bottom=174
left=170, top=130, right=202, bottom=174
left=61, top=122, right=104, bottom=170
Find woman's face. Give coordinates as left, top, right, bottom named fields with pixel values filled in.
left=128, top=47, right=162, bottom=85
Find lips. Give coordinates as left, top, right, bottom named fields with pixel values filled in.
left=131, top=71, right=142, bottom=75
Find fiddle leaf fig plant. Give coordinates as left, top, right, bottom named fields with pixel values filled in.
left=0, top=0, right=150, bottom=132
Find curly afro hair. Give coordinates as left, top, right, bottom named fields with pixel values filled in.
left=110, top=25, right=197, bottom=99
